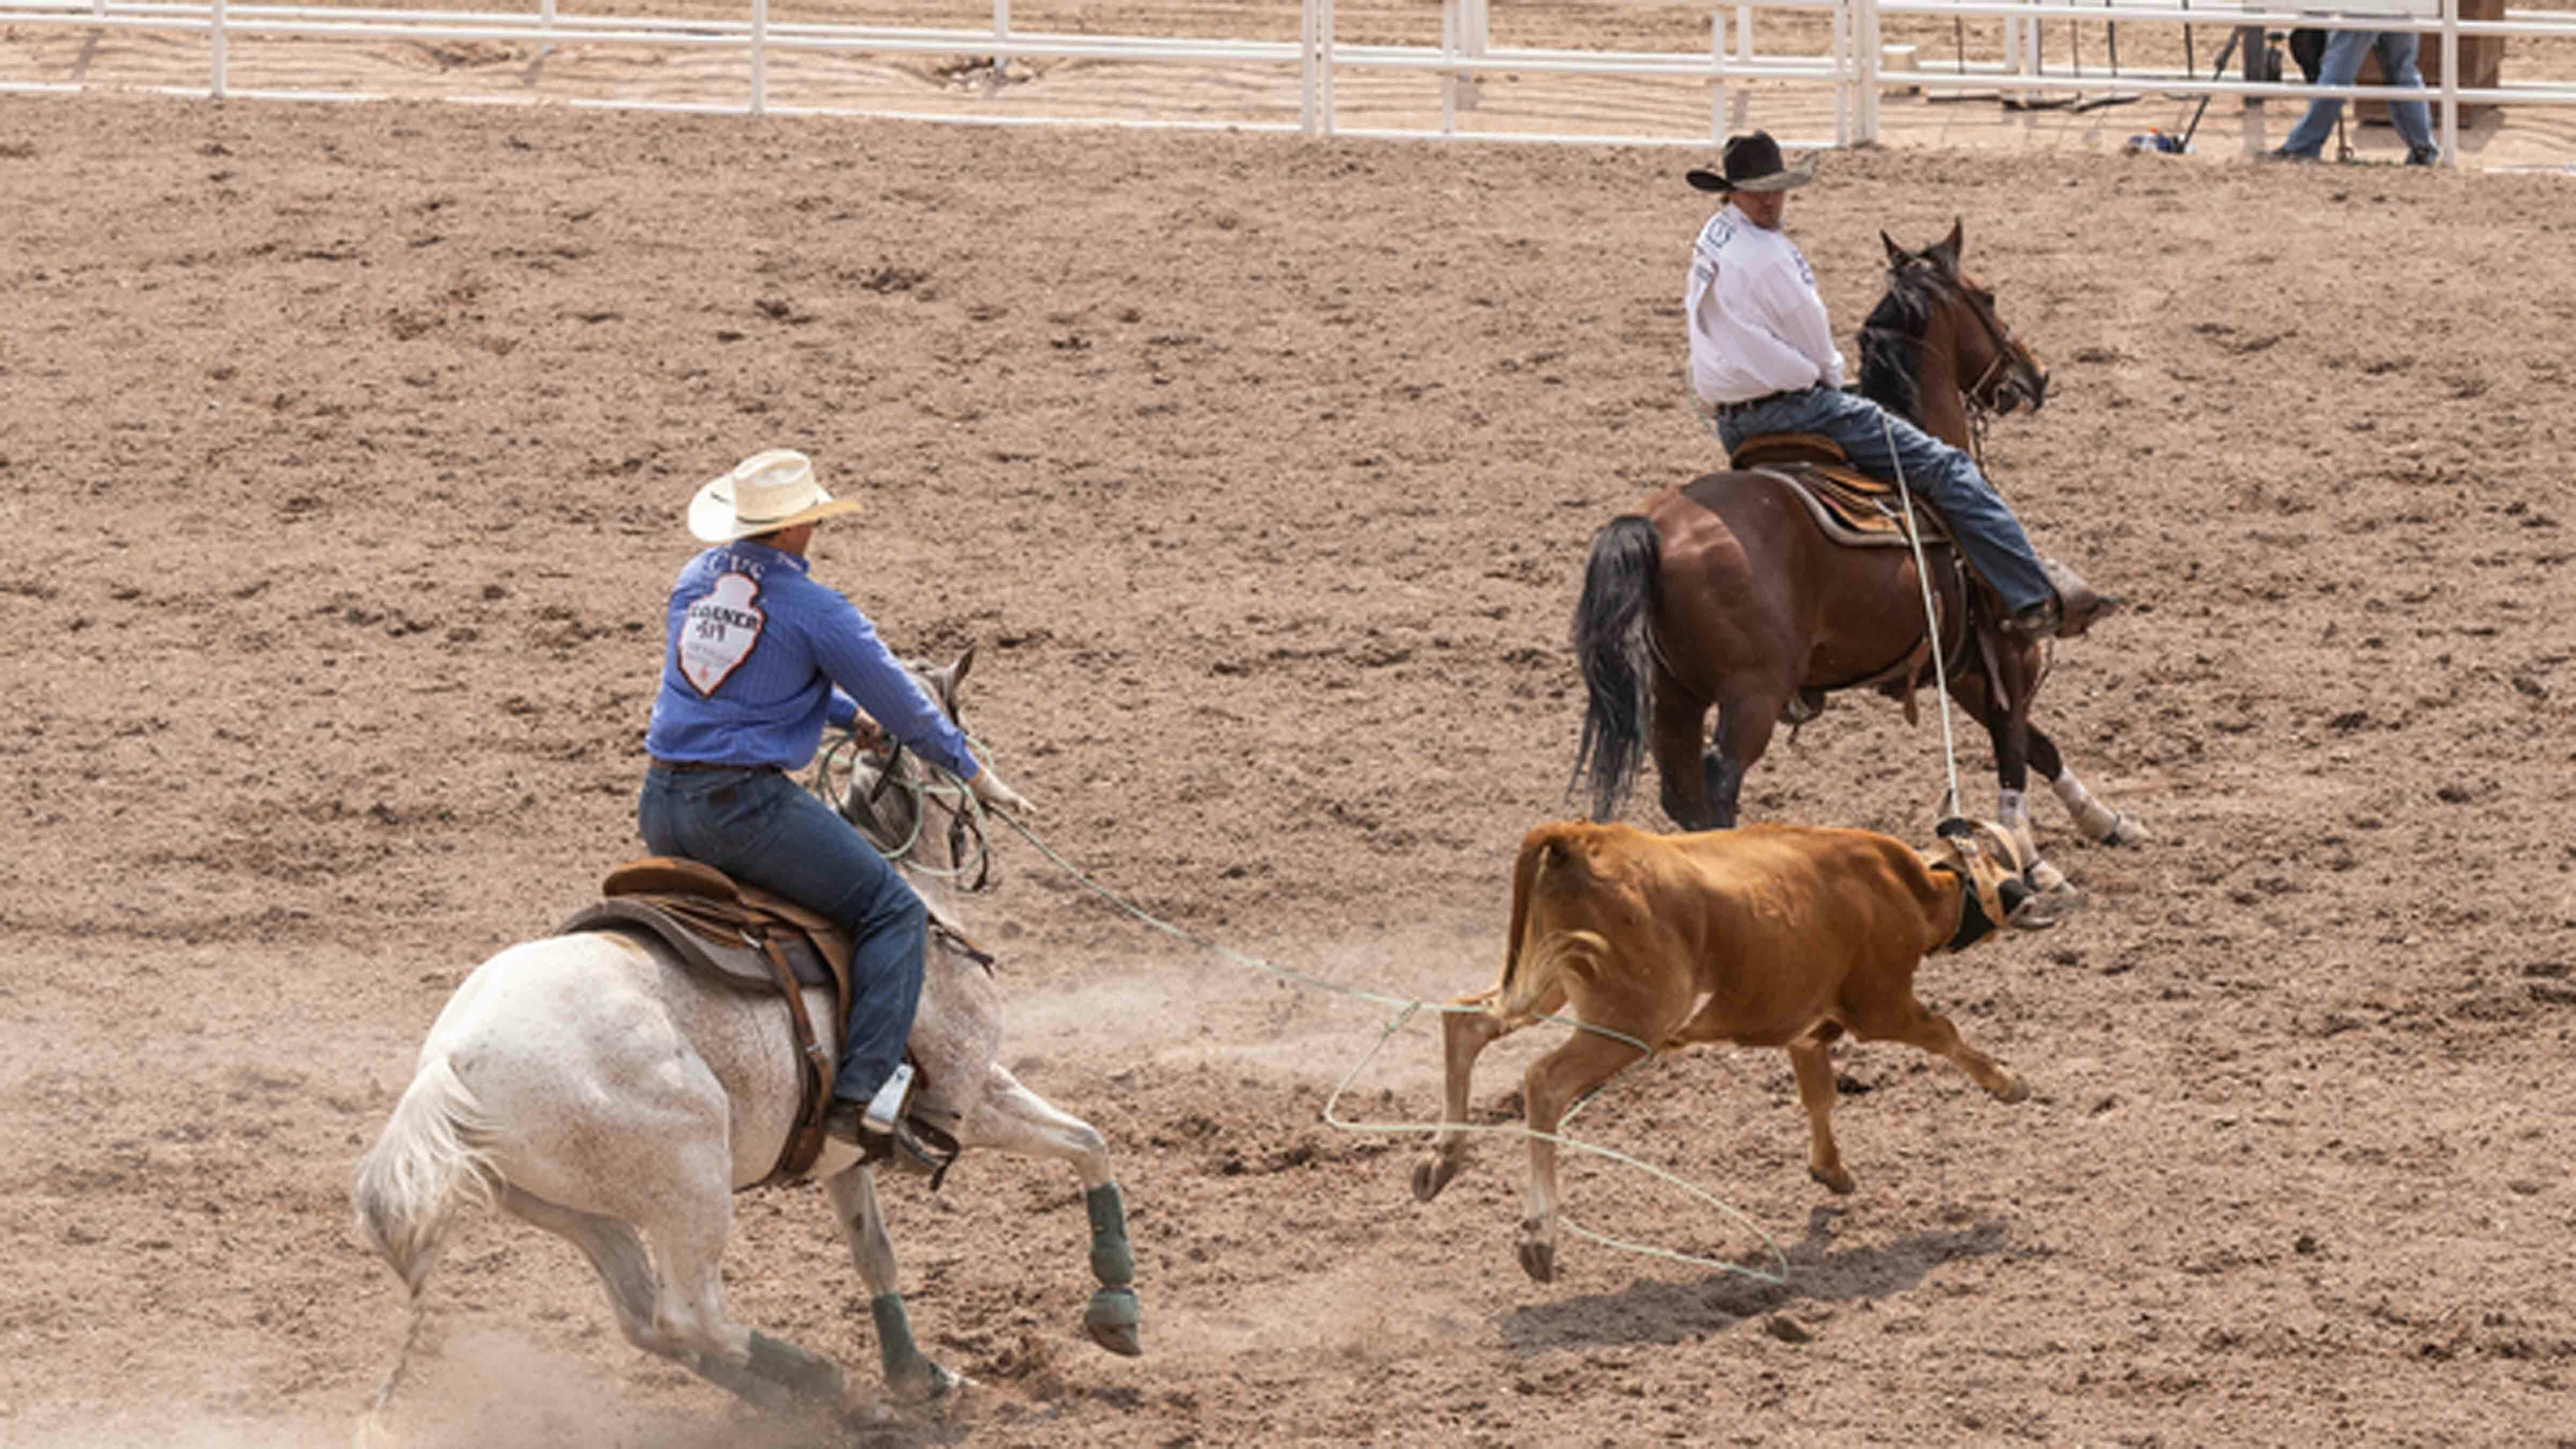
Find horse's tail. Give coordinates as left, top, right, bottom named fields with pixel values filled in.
left=352, top=1050, right=495, bottom=1432
left=353, top=1051, right=494, bottom=1298
left=1570, top=514, right=1662, bottom=820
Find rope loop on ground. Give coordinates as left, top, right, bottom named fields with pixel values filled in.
left=936, top=765, right=1788, bottom=1286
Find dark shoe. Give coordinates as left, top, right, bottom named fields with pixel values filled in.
left=2259, top=146, right=2318, bottom=164
left=2001, top=597, right=2062, bottom=640
left=2039, top=557, right=2121, bottom=638
left=823, top=1097, right=949, bottom=1179
left=2406, top=145, right=2440, bottom=167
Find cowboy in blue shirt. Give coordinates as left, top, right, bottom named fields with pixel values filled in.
left=639, top=448, right=1034, bottom=1164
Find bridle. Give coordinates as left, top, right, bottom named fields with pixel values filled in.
left=812, top=728, right=996, bottom=892
left=1889, top=257, right=2045, bottom=472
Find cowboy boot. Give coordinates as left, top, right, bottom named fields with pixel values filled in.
left=2040, top=557, right=2121, bottom=639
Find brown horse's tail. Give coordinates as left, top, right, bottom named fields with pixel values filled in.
left=1570, top=514, right=1660, bottom=821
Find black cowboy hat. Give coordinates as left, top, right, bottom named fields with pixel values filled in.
left=1686, top=131, right=1816, bottom=194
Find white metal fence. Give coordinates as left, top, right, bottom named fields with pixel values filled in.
left=4, top=0, right=2573, bottom=166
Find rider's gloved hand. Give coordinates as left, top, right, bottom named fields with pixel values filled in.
left=968, top=763, right=1036, bottom=817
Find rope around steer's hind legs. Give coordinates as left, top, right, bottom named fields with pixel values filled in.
left=985, top=809, right=1791, bottom=1289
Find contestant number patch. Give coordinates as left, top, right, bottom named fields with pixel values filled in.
left=679, top=572, right=766, bottom=696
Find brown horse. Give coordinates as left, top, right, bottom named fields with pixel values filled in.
left=1571, top=222, right=2142, bottom=881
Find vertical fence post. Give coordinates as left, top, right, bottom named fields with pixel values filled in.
left=750, top=0, right=767, bottom=115
left=1709, top=8, right=1726, bottom=145
left=539, top=0, right=555, bottom=55
left=1321, top=0, right=1336, bottom=135
left=2439, top=0, right=2458, bottom=164
left=210, top=0, right=226, bottom=97
left=1859, top=0, right=1881, bottom=142
left=1440, top=0, right=1457, bottom=135
left=1299, top=0, right=1315, bottom=134
left=1828, top=0, right=1847, bottom=145
left=994, top=0, right=1009, bottom=76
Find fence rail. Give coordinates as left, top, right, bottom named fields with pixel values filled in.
left=5, top=0, right=2574, bottom=165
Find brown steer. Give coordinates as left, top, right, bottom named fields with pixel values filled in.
left=1411, top=818, right=2063, bottom=1283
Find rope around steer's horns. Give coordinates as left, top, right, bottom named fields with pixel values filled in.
left=975, top=803, right=1792, bottom=1287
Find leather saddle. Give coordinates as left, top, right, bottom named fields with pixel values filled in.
left=1725, top=432, right=1955, bottom=550
left=1728, top=432, right=2120, bottom=639
left=560, top=857, right=855, bottom=1185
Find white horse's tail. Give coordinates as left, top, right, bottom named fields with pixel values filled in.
left=353, top=1052, right=495, bottom=1297
left=352, top=1052, right=496, bottom=1438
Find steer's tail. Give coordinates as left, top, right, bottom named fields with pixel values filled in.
left=352, top=1052, right=495, bottom=1431
left=1492, top=826, right=1612, bottom=1022
left=1570, top=514, right=1662, bottom=821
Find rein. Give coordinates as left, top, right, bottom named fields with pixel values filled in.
left=811, top=729, right=996, bottom=892
left=1868, top=259, right=2029, bottom=473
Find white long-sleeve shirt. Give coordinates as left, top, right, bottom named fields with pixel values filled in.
left=1685, top=203, right=1846, bottom=406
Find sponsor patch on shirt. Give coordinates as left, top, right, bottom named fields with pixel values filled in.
left=679, top=572, right=765, bottom=696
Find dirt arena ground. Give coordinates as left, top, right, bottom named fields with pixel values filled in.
left=5, top=81, right=2575, bottom=1447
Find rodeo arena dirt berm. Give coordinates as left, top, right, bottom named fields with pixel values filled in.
left=4, top=0, right=2575, bottom=1443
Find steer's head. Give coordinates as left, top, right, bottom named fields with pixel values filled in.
left=1924, top=817, right=2078, bottom=949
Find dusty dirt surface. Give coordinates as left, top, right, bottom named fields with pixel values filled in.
left=5, top=87, right=2576, bottom=1448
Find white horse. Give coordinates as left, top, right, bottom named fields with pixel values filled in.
left=352, top=651, right=1138, bottom=1429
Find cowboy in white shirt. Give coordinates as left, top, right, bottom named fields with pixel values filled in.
left=1685, top=131, right=2069, bottom=640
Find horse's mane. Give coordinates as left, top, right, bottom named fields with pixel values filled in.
left=1856, top=260, right=1943, bottom=425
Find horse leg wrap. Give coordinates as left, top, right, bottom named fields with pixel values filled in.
left=870, top=1293, right=923, bottom=1375
left=1085, top=1182, right=1135, bottom=1287
left=748, top=1330, right=845, bottom=1405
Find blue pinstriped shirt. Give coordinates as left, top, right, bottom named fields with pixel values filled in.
left=643, top=541, right=980, bottom=779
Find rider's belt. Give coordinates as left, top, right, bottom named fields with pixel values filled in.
left=1710, top=386, right=1814, bottom=418
left=650, top=759, right=778, bottom=774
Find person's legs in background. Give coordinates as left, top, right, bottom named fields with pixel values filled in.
left=2374, top=31, right=2441, bottom=162
left=2276, top=27, right=2376, bottom=158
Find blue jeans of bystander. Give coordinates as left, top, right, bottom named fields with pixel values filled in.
left=2280, top=30, right=2438, bottom=159
left=638, top=764, right=925, bottom=1107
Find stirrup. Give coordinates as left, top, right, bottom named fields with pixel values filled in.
left=861, top=1061, right=916, bottom=1136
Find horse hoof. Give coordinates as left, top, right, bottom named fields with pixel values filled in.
left=1516, top=1238, right=1557, bottom=1284
left=1411, top=1154, right=1459, bottom=1203
left=1084, top=1287, right=1143, bottom=1358
left=888, top=1361, right=969, bottom=1409
left=2103, top=813, right=2150, bottom=847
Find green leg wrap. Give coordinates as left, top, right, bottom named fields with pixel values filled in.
left=747, top=1330, right=845, bottom=1405
left=870, top=1293, right=921, bottom=1377
left=1085, top=1181, right=1135, bottom=1286
left=871, top=1293, right=963, bottom=1402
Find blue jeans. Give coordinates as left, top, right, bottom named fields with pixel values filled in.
left=1716, top=385, right=2054, bottom=613
left=2281, top=30, right=2436, bottom=159
left=638, top=765, right=925, bottom=1106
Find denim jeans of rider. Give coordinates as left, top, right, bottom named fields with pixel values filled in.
left=636, top=765, right=925, bottom=1105
left=2281, top=31, right=2436, bottom=159
left=1714, top=385, right=2054, bottom=612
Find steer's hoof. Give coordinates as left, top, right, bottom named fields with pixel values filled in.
left=1993, top=1075, right=2031, bottom=1105
left=1516, top=1237, right=1557, bottom=1284
left=1411, top=1154, right=1460, bottom=1203
left=1810, top=1163, right=1857, bottom=1196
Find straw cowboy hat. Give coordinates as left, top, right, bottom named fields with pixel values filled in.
left=1685, top=131, right=1816, bottom=194
left=687, top=448, right=864, bottom=543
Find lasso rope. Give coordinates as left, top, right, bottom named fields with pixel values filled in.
left=811, top=734, right=1788, bottom=1286
left=1881, top=412, right=1968, bottom=824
